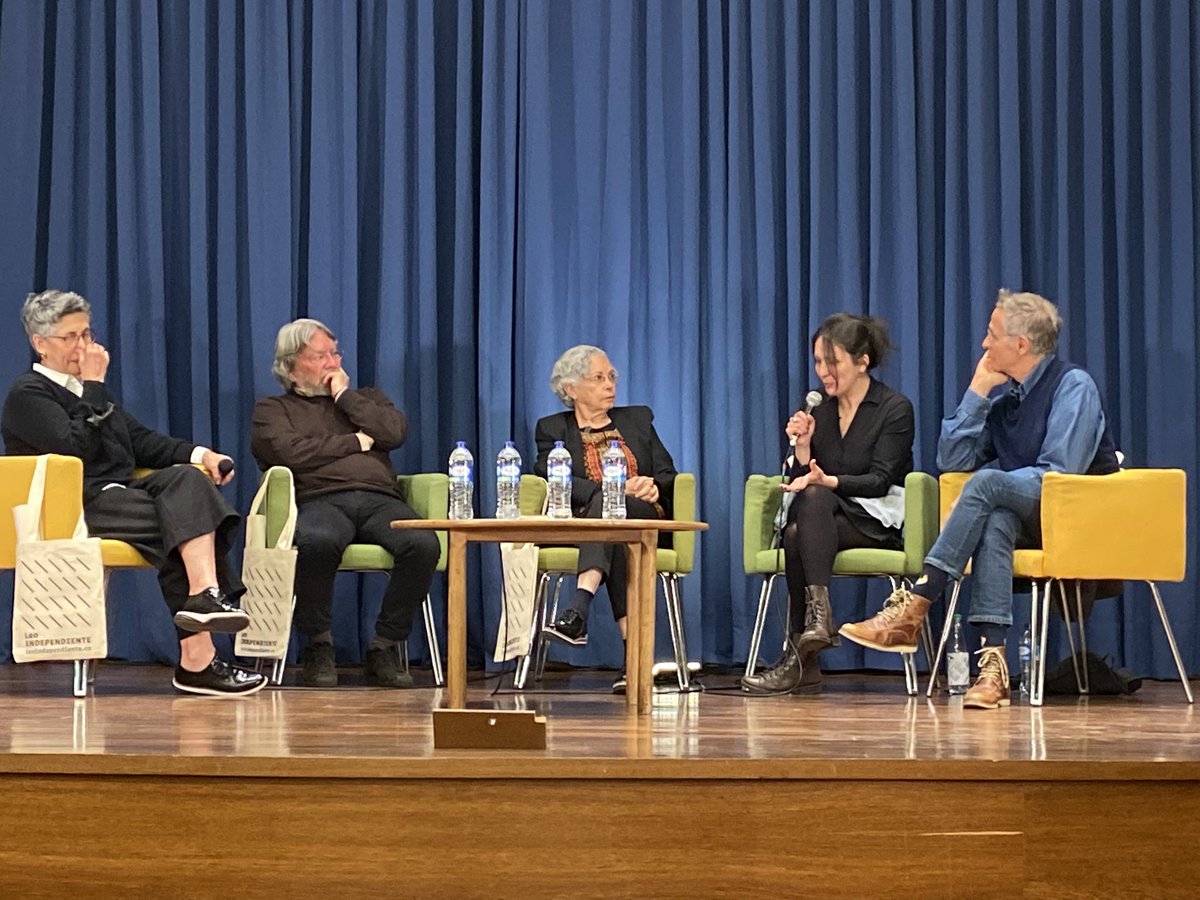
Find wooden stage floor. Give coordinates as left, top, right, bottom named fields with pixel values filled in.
left=1, top=662, right=1198, bottom=897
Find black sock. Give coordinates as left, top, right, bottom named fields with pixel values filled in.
left=978, top=624, right=1007, bottom=648
left=369, top=635, right=398, bottom=651
left=911, top=564, right=949, bottom=602
left=569, top=587, right=595, bottom=618
left=311, top=630, right=333, bottom=646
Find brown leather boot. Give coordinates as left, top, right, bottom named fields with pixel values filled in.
left=798, top=586, right=839, bottom=654
left=964, top=644, right=1010, bottom=709
left=838, top=587, right=930, bottom=654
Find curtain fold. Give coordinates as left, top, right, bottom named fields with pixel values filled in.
left=0, top=0, right=1196, bottom=679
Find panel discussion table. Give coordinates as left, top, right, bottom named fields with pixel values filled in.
left=390, top=517, right=707, bottom=715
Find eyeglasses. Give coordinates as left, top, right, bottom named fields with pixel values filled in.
left=580, top=371, right=619, bottom=386
left=301, top=348, right=343, bottom=364
left=44, top=329, right=95, bottom=346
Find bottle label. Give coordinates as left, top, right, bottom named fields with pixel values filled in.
left=947, top=652, right=969, bottom=686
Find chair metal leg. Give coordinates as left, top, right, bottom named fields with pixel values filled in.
left=902, top=651, right=917, bottom=696
left=270, top=657, right=286, bottom=686
left=1073, top=581, right=1090, bottom=694
left=532, top=574, right=564, bottom=683
left=660, top=573, right=692, bottom=691
left=1147, top=580, right=1194, bottom=703
left=926, top=579, right=961, bottom=697
left=72, top=659, right=90, bottom=698
left=422, top=594, right=444, bottom=687
left=1031, top=581, right=1050, bottom=707
left=1056, top=580, right=1085, bottom=694
left=744, top=573, right=780, bottom=678
left=514, top=573, right=551, bottom=690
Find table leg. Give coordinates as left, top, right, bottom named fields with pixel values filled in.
left=623, top=540, right=642, bottom=714
left=637, top=530, right=657, bottom=715
left=447, top=532, right=468, bottom=709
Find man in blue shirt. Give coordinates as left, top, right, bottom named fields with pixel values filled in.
left=839, top=290, right=1118, bottom=709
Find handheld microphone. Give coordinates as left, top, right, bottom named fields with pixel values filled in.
left=789, top=391, right=824, bottom=447
left=217, top=458, right=234, bottom=478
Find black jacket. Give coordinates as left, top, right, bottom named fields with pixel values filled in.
left=534, top=405, right=677, bottom=515
left=3, top=371, right=196, bottom=502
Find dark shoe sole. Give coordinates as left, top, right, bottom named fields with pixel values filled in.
left=172, top=675, right=268, bottom=698
left=543, top=625, right=587, bottom=647
left=365, top=673, right=414, bottom=689
left=797, top=633, right=840, bottom=655
left=300, top=673, right=338, bottom=688
left=173, top=610, right=251, bottom=634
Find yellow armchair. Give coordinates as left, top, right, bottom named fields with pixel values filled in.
left=929, top=468, right=1190, bottom=705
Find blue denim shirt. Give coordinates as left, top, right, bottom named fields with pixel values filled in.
left=936, top=354, right=1107, bottom=495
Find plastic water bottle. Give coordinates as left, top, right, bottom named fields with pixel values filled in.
left=448, top=441, right=474, bottom=520
left=947, top=614, right=969, bottom=695
left=495, top=441, right=521, bottom=519
left=601, top=440, right=627, bottom=519
left=546, top=441, right=573, bottom=519
left=1019, top=625, right=1033, bottom=699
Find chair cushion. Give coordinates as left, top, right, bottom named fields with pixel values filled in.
left=339, top=544, right=395, bottom=570
left=100, top=539, right=154, bottom=568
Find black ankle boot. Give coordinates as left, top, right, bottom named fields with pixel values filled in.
left=740, top=641, right=803, bottom=694
left=798, top=585, right=839, bottom=653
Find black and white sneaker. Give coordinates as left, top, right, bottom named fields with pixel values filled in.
left=173, top=587, right=251, bottom=634
left=173, top=657, right=267, bottom=697
left=543, top=608, right=588, bottom=646
left=612, top=670, right=627, bottom=695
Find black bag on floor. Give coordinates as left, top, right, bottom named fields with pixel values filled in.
left=1044, top=650, right=1142, bottom=695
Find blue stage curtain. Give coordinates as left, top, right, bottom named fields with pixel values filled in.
left=0, top=1, right=1197, bottom=679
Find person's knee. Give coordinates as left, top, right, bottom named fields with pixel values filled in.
left=295, top=526, right=349, bottom=563
left=962, top=468, right=1012, bottom=499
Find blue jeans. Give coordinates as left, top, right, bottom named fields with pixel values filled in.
left=925, top=469, right=1042, bottom=627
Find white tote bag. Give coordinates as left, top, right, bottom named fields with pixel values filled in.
left=234, top=471, right=298, bottom=660
left=12, top=455, right=108, bottom=663
left=493, top=541, right=540, bottom=662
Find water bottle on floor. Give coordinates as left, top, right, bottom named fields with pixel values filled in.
left=601, top=440, right=627, bottom=519
left=546, top=441, right=573, bottom=519
left=448, top=441, right=474, bottom=520
left=495, top=441, right=522, bottom=519
left=947, top=614, right=969, bottom=695
left=1019, top=625, right=1033, bottom=699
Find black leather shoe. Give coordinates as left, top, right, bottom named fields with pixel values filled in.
left=173, top=657, right=267, bottom=697
left=793, top=649, right=823, bottom=695
left=301, top=642, right=337, bottom=688
left=544, top=608, right=588, bottom=646
left=364, top=646, right=414, bottom=689
left=173, top=587, right=251, bottom=634
left=740, top=644, right=804, bottom=694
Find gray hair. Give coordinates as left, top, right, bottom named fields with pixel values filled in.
left=995, top=289, right=1061, bottom=356
left=21, top=289, right=91, bottom=338
left=272, top=318, right=336, bottom=389
left=550, top=344, right=612, bottom=408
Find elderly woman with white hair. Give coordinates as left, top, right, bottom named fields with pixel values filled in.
left=534, top=345, right=677, bottom=692
left=1, top=289, right=265, bottom=697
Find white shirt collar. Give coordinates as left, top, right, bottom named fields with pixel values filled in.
left=33, top=363, right=84, bottom=398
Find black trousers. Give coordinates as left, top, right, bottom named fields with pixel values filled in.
left=575, top=492, right=667, bottom=621
left=780, top=485, right=897, bottom=627
left=293, top=490, right=440, bottom=642
left=83, top=465, right=242, bottom=640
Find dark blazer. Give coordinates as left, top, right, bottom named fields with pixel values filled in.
left=3, top=371, right=196, bottom=502
left=534, top=405, right=677, bottom=515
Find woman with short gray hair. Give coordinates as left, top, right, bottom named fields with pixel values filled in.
left=533, top=345, right=677, bottom=693
left=2, top=289, right=265, bottom=697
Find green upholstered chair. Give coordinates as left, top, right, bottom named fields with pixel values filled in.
left=742, top=471, right=939, bottom=694
left=512, top=472, right=698, bottom=691
left=257, top=467, right=448, bottom=685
